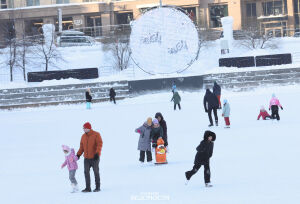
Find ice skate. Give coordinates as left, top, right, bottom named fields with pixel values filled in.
left=71, top=184, right=79, bottom=193
left=205, top=183, right=213, bottom=187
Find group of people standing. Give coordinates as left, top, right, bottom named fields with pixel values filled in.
left=203, top=82, right=231, bottom=128
left=61, top=122, right=103, bottom=193
left=85, top=87, right=116, bottom=109
left=135, top=112, right=168, bottom=164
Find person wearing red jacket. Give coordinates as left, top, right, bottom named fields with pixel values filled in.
left=77, top=122, right=103, bottom=193
left=257, top=106, right=272, bottom=120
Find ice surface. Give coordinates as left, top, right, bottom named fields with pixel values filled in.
left=0, top=85, right=300, bottom=203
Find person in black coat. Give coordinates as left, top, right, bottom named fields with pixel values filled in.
left=109, top=88, right=116, bottom=104
left=185, top=130, right=216, bottom=187
left=155, top=112, right=168, bottom=147
left=204, top=89, right=219, bottom=127
left=213, top=81, right=221, bottom=109
left=85, top=88, right=92, bottom=109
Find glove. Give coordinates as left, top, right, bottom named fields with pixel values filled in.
left=94, top=153, right=99, bottom=160
left=205, top=109, right=208, bottom=113
left=164, top=142, right=168, bottom=147
left=137, top=129, right=141, bottom=134
left=152, top=143, right=157, bottom=148
left=281, top=107, right=283, bottom=110
left=76, top=154, right=81, bottom=160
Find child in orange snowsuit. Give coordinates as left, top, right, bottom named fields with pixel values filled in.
left=155, top=137, right=167, bottom=164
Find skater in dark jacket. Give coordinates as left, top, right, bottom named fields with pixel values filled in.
left=109, top=88, right=116, bottom=104
left=85, top=88, right=92, bottom=109
left=150, top=119, right=164, bottom=148
left=203, top=89, right=219, bottom=127
left=155, top=112, right=168, bottom=147
left=171, top=91, right=181, bottom=110
left=213, top=82, right=221, bottom=109
left=185, top=130, right=216, bottom=187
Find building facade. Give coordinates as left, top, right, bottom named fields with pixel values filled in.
left=0, top=0, right=299, bottom=41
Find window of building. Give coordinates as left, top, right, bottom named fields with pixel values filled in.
left=294, top=0, right=300, bottom=30
left=182, top=7, right=196, bottom=22
left=26, top=0, right=40, bottom=7
left=262, top=1, right=283, bottom=16
left=115, top=12, right=133, bottom=25
left=56, top=0, right=69, bottom=4
left=246, top=3, right=256, bottom=17
left=209, top=4, right=228, bottom=28
left=24, top=19, right=43, bottom=36
left=86, top=15, right=102, bottom=37
left=1, top=0, right=7, bottom=9
left=83, top=0, right=101, bottom=2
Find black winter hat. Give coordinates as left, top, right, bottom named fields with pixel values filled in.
left=203, top=130, right=216, bottom=141
left=155, top=112, right=164, bottom=120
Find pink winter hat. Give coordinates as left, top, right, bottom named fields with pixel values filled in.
left=62, top=145, right=70, bottom=152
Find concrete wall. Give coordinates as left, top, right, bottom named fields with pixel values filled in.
left=128, top=75, right=204, bottom=94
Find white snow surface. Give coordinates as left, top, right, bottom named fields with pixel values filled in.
left=1, top=85, right=300, bottom=203
left=1, top=36, right=300, bottom=89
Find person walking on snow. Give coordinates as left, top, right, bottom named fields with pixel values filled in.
left=109, top=88, right=116, bottom=104
left=135, top=117, right=153, bottom=164
left=204, top=89, right=219, bottom=127
left=213, top=81, right=221, bottom=109
left=222, top=99, right=231, bottom=128
left=171, top=91, right=181, bottom=110
left=257, top=106, right=272, bottom=120
left=269, top=94, right=283, bottom=120
left=185, top=131, right=216, bottom=187
left=77, top=122, right=103, bottom=192
left=61, top=145, right=79, bottom=193
left=150, top=119, right=164, bottom=148
left=85, top=88, right=92, bottom=109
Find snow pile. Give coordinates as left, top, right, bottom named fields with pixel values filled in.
left=130, top=7, right=199, bottom=74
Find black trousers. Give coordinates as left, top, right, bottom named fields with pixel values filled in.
left=271, top=105, right=280, bottom=120
left=84, top=158, right=100, bottom=189
left=186, top=161, right=211, bottom=184
left=139, top=150, right=152, bottom=162
left=208, top=108, right=218, bottom=125
left=110, top=96, right=116, bottom=104
left=174, top=103, right=181, bottom=110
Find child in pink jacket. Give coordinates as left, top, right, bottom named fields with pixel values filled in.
left=269, top=94, right=283, bottom=120
left=61, top=145, right=79, bottom=193
left=257, top=106, right=272, bottom=120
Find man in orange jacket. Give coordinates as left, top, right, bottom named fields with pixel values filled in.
left=77, top=122, right=103, bottom=192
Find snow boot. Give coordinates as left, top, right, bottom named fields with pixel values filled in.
left=82, top=188, right=91, bottom=193
left=71, top=183, right=79, bottom=193
left=215, top=121, right=218, bottom=126
left=208, top=124, right=213, bottom=127
left=205, top=183, right=213, bottom=187
left=93, top=186, right=101, bottom=192
left=185, top=171, right=191, bottom=185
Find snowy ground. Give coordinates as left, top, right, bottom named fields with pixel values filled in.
left=1, top=85, right=300, bottom=204
left=1, top=37, right=300, bottom=88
